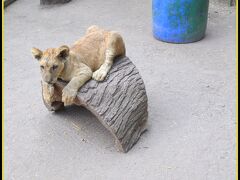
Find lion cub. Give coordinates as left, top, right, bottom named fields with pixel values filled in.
left=32, top=26, right=125, bottom=106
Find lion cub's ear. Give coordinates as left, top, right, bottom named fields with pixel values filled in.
left=31, top=48, right=43, bottom=60
left=56, top=45, right=69, bottom=60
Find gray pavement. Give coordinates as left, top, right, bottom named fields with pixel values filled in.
left=4, top=0, right=236, bottom=179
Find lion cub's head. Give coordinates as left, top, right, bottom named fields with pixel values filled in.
left=31, top=45, right=69, bottom=84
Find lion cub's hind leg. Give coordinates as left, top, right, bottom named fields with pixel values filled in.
left=92, top=32, right=125, bottom=81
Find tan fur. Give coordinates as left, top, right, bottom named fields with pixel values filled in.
left=32, top=26, right=126, bottom=106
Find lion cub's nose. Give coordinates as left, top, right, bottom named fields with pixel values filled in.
left=47, top=78, right=55, bottom=84
left=43, top=76, right=53, bottom=84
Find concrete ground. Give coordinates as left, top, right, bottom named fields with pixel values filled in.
left=4, top=0, right=236, bottom=180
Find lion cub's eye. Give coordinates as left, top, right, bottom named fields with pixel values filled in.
left=52, top=65, right=58, bottom=70
left=40, top=65, right=44, bottom=69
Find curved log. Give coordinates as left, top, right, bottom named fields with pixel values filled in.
left=42, top=57, right=148, bottom=152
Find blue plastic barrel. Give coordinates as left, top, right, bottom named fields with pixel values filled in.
left=152, top=0, right=209, bottom=43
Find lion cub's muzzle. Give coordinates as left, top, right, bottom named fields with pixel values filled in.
left=43, top=77, right=58, bottom=85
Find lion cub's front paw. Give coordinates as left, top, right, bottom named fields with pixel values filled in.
left=62, top=87, right=77, bottom=106
left=44, top=93, right=55, bottom=104
left=92, top=69, right=108, bottom=81
left=42, top=82, right=55, bottom=104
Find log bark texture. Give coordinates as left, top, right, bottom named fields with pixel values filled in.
left=42, top=57, right=148, bottom=152
left=40, top=0, right=71, bottom=5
